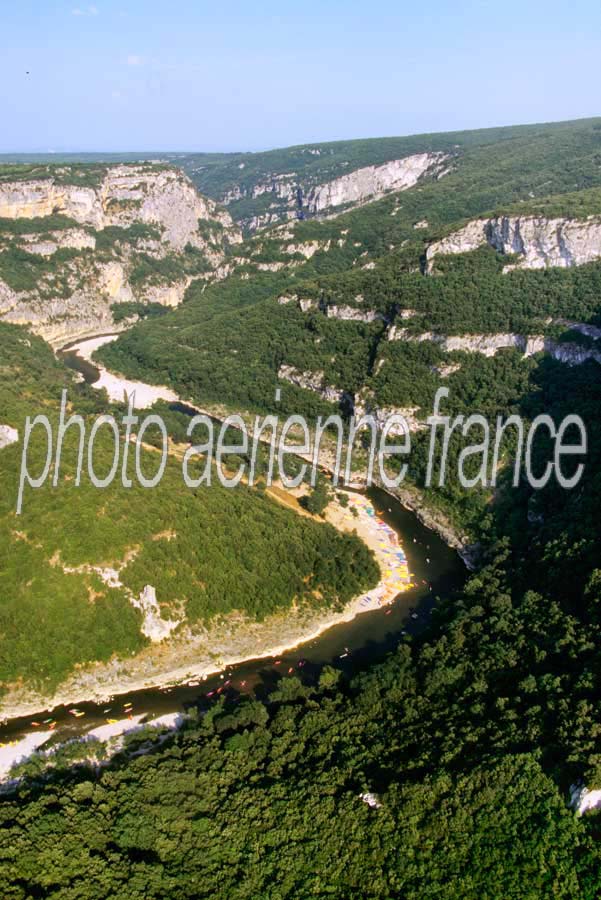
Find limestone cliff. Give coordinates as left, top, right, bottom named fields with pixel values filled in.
left=220, top=153, right=449, bottom=230
left=427, top=214, right=601, bottom=271
left=326, top=305, right=384, bottom=324
left=303, top=153, right=448, bottom=215
left=388, top=325, right=601, bottom=367
left=277, top=364, right=348, bottom=405
left=0, top=165, right=235, bottom=249
left=0, top=164, right=241, bottom=345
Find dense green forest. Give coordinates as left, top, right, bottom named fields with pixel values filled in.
left=178, top=117, right=601, bottom=224
left=4, top=117, right=601, bottom=897
left=0, top=322, right=378, bottom=690
left=5, top=340, right=601, bottom=897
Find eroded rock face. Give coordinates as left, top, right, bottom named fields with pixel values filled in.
left=326, top=305, right=384, bottom=324
left=427, top=215, right=601, bottom=271
left=221, top=153, right=449, bottom=230
left=570, top=784, right=601, bottom=816
left=277, top=364, right=346, bottom=405
left=304, top=153, right=448, bottom=215
left=0, top=166, right=236, bottom=250
left=0, top=287, right=129, bottom=347
left=0, top=424, right=18, bottom=449
left=358, top=404, right=425, bottom=434
left=144, top=279, right=191, bottom=308
left=283, top=240, right=330, bottom=259
left=20, top=228, right=96, bottom=256
left=0, top=181, right=98, bottom=222
left=0, top=165, right=241, bottom=344
left=388, top=327, right=601, bottom=366
left=132, top=585, right=181, bottom=643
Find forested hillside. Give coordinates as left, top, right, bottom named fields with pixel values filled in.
left=179, top=117, right=601, bottom=229
left=4, top=117, right=601, bottom=897
left=0, top=322, right=377, bottom=700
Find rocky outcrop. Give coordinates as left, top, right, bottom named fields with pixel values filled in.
left=144, top=278, right=192, bottom=308
left=0, top=424, right=18, bottom=449
left=283, top=240, right=331, bottom=258
left=360, top=403, right=425, bottom=434
left=0, top=166, right=237, bottom=251
left=0, top=287, right=129, bottom=348
left=427, top=215, right=601, bottom=271
left=277, top=364, right=347, bottom=405
left=20, top=228, right=96, bottom=256
left=570, top=783, right=601, bottom=816
left=388, top=327, right=601, bottom=366
left=0, top=260, right=136, bottom=346
left=220, top=153, right=449, bottom=230
left=132, top=585, right=181, bottom=643
left=432, top=363, right=462, bottom=378
left=304, top=153, right=448, bottom=215
left=0, top=164, right=242, bottom=344
left=326, top=305, right=384, bottom=324
left=277, top=294, right=320, bottom=313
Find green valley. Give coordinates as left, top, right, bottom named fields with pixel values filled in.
left=3, top=113, right=601, bottom=898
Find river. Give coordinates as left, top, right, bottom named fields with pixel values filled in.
left=0, top=339, right=464, bottom=751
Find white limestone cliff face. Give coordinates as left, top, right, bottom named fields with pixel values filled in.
left=388, top=326, right=601, bottom=366
left=223, top=172, right=296, bottom=204
left=0, top=180, right=98, bottom=222
left=132, top=585, right=182, bottom=643
left=427, top=215, right=601, bottom=271
left=326, top=305, right=384, bottom=324
left=304, top=153, right=448, bottom=215
left=0, top=166, right=237, bottom=251
left=144, top=278, right=192, bottom=308
left=0, top=164, right=241, bottom=344
left=276, top=294, right=319, bottom=313
left=0, top=424, right=18, bottom=449
left=20, top=228, right=96, bottom=256
left=0, top=288, right=128, bottom=348
left=277, top=364, right=346, bottom=405
left=283, top=240, right=331, bottom=259
left=277, top=368, right=425, bottom=432
left=354, top=396, right=426, bottom=434
left=221, top=153, right=449, bottom=230
left=98, top=262, right=134, bottom=303
left=0, top=261, right=135, bottom=346
left=570, top=784, right=601, bottom=816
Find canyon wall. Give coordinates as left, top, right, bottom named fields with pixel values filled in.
left=0, top=165, right=241, bottom=345
left=220, top=153, right=449, bottom=230
left=427, top=215, right=601, bottom=271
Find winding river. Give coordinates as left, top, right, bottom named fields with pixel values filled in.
left=0, top=339, right=464, bottom=751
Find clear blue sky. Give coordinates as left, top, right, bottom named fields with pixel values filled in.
left=1, top=0, right=600, bottom=152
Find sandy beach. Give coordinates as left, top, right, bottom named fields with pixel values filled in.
left=64, top=334, right=180, bottom=408
left=0, top=336, right=419, bottom=728
left=0, top=480, right=416, bottom=725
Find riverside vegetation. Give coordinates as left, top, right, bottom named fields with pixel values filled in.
left=0, top=322, right=378, bottom=690
left=3, top=117, right=601, bottom=897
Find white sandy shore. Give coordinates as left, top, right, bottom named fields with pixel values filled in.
left=0, top=483, right=416, bottom=725
left=0, top=731, right=55, bottom=778
left=67, top=335, right=179, bottom=409
left=0, top=338, right=417, bottom=725
left=0, top=712, right=188, bottom=782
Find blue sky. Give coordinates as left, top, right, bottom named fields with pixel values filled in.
left=1, top=0, right=600, bottom=152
